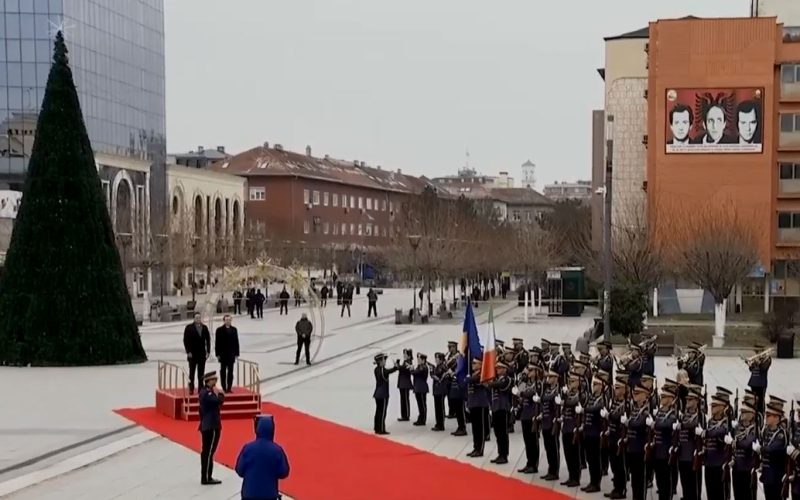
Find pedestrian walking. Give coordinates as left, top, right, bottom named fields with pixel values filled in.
left=279, top=286, right=290, bottom=315
left=183, top=313, right=211, bottom=394
left=214, top=314, right=240, bottom=393
left=367, top=287, right=378, bottom=317
left=320, top=284, right=329, bottom=307
left=340, top=283, right=353, bottom=317
left=294, top=313, right=313, bottom=365
left=255, top=289, right=265, bottom=318
left=232, top=289, right=243, bottom=315
left=246, top=288, right=255, bottom=318
left=235, top=414, right=290, bottom=500
left=199, top=371, right=224, bottom=485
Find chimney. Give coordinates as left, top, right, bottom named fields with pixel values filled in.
left=216, top=146, right=225, bottom=153
left=353, top=160, right=359, bottom=167
left=197, top=145, right=204, bottom=153
left=306, top=145, right=312, bottom=157
left=263, top=141, right=269, bottom=149
left=274, top=144, right=283, bottom=151
left=397, top=168, right=402, bottom=174
left=360, top=161, right=365, bottom=167
left=377, top=165, right=382, bottom=170
left=324, top=154, right=330, bottom=160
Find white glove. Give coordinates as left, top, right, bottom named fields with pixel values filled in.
left=575, top=404, right=583, bottom=415
left=672, top=422, right=680, bottom=431
left=695, top=425, right=704, bottom=436
left=724, top=435, right=733, bottom=445
left=512, top=386, right=520, bottom=396
left=562, top=386, right=569, bottom=394
left=646, top=417, right=655, bottom=428
left=752, top=441, right=761, bottom=453
left=600, top=408, right=609, bottom=418
left=533, top=394, right=541, bottom=403
left=555, top=396, right=563, bottom=405
left=730, top=420, right=738, bottom=430
left=788, top=445, right=797, bottom=456
left=621, top=415, right=629, bottom=425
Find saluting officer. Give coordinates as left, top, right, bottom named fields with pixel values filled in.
left=489, top=361, right=513, bottom=464
left=759, top=401, right=789, bottom=500
left=650, top=383, right=678, bottom=500
left=731, top=401, right=759, bottom=500
left=517, top=362, right=543, bottom=474
left=446, top=348, right=468, bottom=436
left=626, top=383, right=652, bottom=500
left=626, top=344, right=644, bottom=389
left=397, top=349, right=413, bottom=422
left=560, top=371, right=585, bottom=487
left=431, top=352, right=449, bottom=431
left=605, top=375, right=629, bottom=499
left=540, top=370, right=562, bottom=481
left=703, top=390, right=733, bottom=500
left=467, top=358, right=491, bottom=458
left=373, top=353, right=399, bottom=435
left=581, top=372, right=607, bottom=493
left=445, top=341, right=460, bottom=419
left=198, top=371, right=224, bottom=485
left=746, top=344, right=772, bottom=416
left=677, top=385, right=705, bottom=500
left=412, top=353, right=429, bottom=426
left=640, top=334, right=657, bottom=377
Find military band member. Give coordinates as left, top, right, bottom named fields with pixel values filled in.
left=679, top=343, right=705, bottom=386
left=445, top=341, right=459, bottom=418
left=373, top=353, right=399, bottom=435
left=640, top=334, right=657, bottom=377
left=743, top=389, right=762, bottom=431
left=446, top=348, right=468, bottom=436
left=625, top=383, right=651, bottom=500
left=789, top=402, right=799, bottom=500
left=540, top=370, right=562, bottom=481
left=397, top=349, right=413, bottom=422
left=626, top=344, right=644, bottom=389
left=517, top=362, right=543, bottom=474
left=560, top=371, right=586, bottom=487
left=467, top=358, right=491, bottom=458
left=412, top=353, right=429, bottom=426
left=581, top=373, right=607, bottom=493
left=677, top=384, right=705, bottom=500
left=562, top=342, right=575, bottom=367
left=512, top=338, right=529, bottom=369
left=541, top=338, right=552, bottom=366
left=605, top=375, right=629, bottom=499
left=595, top=340, right=614, bottom=381
left=759, top=402, right=789, bottom=500
left=431, top=353, right=449, bottom=431
left=746, top=345, right=771, bottom=416
left=731, top=402, right=758, bottom=500
left=489, top=362, right=514, bottom=464
left=551, top=344, right=570, bottom=386
left=703, top=390, right=733, bottom=500
left=650, top=384, right=678, bottom=500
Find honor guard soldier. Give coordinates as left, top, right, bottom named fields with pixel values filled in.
left=605, top=374, right=630, bottom=499
left=650, top=383, right=678, bottom=500
left=560, top=371, right=586, bottom=487
left=412, top=353, right=429, bottom=426
left=199, top=371, right=224, bottom=485
left=445, top=341, right=459, bottom=418
left=759, top=401, right=789, bottom=500
left=743, top=389, right=762, bottom=430
left=640, top=334, right=657, bottom=377
left=517, top=362, right=543, bottom=474
left=746, top=345, right=772, bottom=416
left=540, top=370, right=562, bottom=481
left=677, top=384, right=705, bottom=500
left=489, top=361, right=514, bottom=464
left=579, top=352, right=593, bottom=379
left=625, top=383, right=652, bottom=500
left=397, top=349, right=413, bottom=422
left=626, top=344, right=644, bottom=389
left=595, top=340, right=614, bottom=381
left=431, top=353, right=449, bottom=431
left=581, top=372, right=608, bottom=493
left=467, top=358, right=491, bottom=458
left=562, top=342, right=575, bottom=367
left=512, top=338, right=529, bottom=369
left=789, top=402, right=800, bottom=500
left=703, top=389, right=733, bottom=500
left=679, top=343, right=706, bottom=386
left=550, top=344, right=570, bottom=386
left=731, top=401, right=759, bottom=500
left=528, top=346, right=544, bottom=371
left=768, top=395, right=788, bottom=427
left=541, top=338, right=552, bottom=366
left=446, top=349, right=468, bottom=436
left=373, top=353, right=399, bottom=435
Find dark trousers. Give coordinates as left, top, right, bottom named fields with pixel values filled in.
left=750, top=385, right=766, bottom=416
left=542, top=428, right=560, bottom=476
left=320, top=298, right=327, bottom=307
left=295, top=337, right=310, bottom=364
left=414, top=392, right=427, bottom=424
left=373, top=397, right=388, bottom=433
left=492, top=409, right=509, bottom=458
left=609, top=442, right=627, bottom=494
left=399, top=389, right=411, bottom=420
left=678, top=461, right=699, bottom=500
left=585, top=435, right=602, bottom=486
left=188, top=357, right=205, bottom=392
left=764, top=482, right=782, bottom=500
left=233, top=300, right=241, bottom=314
left=563, top=433, right=581, bottom=481
left=628, top=451, right=646, bottom=500
left=433, top=395, right=445, bottom=429
left=219, top=359, right=234, bottom=392
left=654, top=458, right=671, bottom=500
left=279, top=302, right=288, bottom=315
left=601, top=445, right=609, bottom=475
left=520, top=419, right=540, bottom=469
left=256, top=304, right=263, bottom=318
left=341, top=303, right=351, bottom=317
left=368, top=302, right=377, bottom=317
left=449, top=397, right=465, bottom=430
left=200, top=428, right=221, bottom=481
left=470, top=407, right=487, bottom=454
left=705, top=465, right=724, bottom=500
left=248, top=302, right=254, bottom=318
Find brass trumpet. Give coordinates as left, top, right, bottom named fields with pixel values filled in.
left=740, top=348, right=774, bottom=367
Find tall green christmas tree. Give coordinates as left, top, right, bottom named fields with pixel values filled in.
left=0, top=32, right=146, bottom=366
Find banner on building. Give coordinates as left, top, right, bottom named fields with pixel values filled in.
left=665, top=88, right=764, bottom=154
left=0, top=191, right=22, bottom=219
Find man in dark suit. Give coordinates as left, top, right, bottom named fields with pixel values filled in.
left=199, top=371, right=225, bottom=485
left=183, top=313, right=211, bottom=394
left=294, top=313, right=313, bottom=366
left=254, top=289, right=265, bottom=318
left=214, top=314, right=240, bottom=393
left=279, top=286, right=290, bottom=315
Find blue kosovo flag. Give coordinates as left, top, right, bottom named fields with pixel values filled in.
left=456, top=301, right=483, bottom=383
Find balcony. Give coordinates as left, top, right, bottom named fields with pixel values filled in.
left=781, top=64, right=800, bottom=101
left=778, top=211, right=800, bottom=245
left=779, top=228, right=800, bottom=244
left=779, top=114, right=800, bottom=150
left=779, top=163, right=800, bottom=197
left=784, top=27, right=800, bottom=43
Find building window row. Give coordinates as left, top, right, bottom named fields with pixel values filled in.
left=249, top=187, right=266, bottom=201
left=778, top=211, right=800, bottom=229
left=780, top=113, right=800, bottom=133
left=779, top=162, right=800, bottom=180
left=303, top=218, right=390, bottom=238
left=782, top=64, right=800, bottom=84
left=302, top=189, right=392, bottom=212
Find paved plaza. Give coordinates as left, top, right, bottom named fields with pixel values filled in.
left=0, top=288, right=795, bottom=499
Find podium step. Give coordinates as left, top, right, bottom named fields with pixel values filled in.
left=156, top=386, right=262, bottom=421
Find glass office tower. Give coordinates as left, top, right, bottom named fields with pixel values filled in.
left=0, top=0, right=166, bottom=189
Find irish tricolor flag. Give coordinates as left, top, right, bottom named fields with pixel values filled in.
left=480, top=307, right=497, bottom=382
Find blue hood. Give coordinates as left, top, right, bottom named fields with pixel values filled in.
left=256, top=415, right=275, bottom=441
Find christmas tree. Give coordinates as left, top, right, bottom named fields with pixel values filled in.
left=0, top=32, right=147, bottom=366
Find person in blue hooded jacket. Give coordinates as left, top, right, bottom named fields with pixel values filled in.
left=236, top=415, right=290, bottom=500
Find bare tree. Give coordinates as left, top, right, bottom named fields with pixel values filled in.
left=664, top=200, right=759, bottom=342
left=507, top=223, right=557, bottom=287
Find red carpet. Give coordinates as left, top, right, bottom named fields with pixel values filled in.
left=115, top=403, right=571, bottom=500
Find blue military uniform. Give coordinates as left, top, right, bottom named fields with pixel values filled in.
left=373, top=353, right=399, bottom=434
left=606, top=386, right=629, bottom=499
left=198, top=372, right=225, bottom=485
left=582, top=382, right=607, bottom=492
left=677, top=398, right=705, bottom=500
left=560, top=377, right=586, bottom=487
left=747, top=352, right=771, bottom=415
left=518, top=372, right=542, bottom=474
left=641, top=338, right=656, bottom=377
left=731, top=406, right=758, bottom=500
left=540, top=374, right=561, bottom=480
left=411, top=356, right=429, bottom=425
left=759, top=417, right=788, bottom=500
left=446, top=352, right=467, bottom=434
left=431, top=354, right=450, bottom=431
left=652, top=394, right=678, bottom=500
left=625, top=349, right=644, bottom=389
left=489, top=366, right=513, bottom=463
left=626, top=391, right=651, bottom=500
left=466, top=364, right=491, bottom=457
left=703, top=405, right=731, bottom=500
left=397, top=350, right=413, bottom=421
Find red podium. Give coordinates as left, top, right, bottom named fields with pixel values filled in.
left=156, top=360, right=262, bottom=421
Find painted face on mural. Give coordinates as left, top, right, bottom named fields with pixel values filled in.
left=670, top=110, right=692, bottom=142
left=704, top=106, right=727, bottom=143
left=737, top=109, right=758, bottom=143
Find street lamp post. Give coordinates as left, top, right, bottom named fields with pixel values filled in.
left=154, top=233, right=168, bottom=306
left=602, top=114, right=615, bottom=341
left=191, top=236, right=200, bottom=303
left=408, top=235, right=422, bottom=317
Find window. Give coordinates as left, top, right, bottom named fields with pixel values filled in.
left=358, top=197, right=364, bottom=209
left=341, top=194, right=347, bottom=207
left=374, top=199, right=379, bottom=210
left=366, top=223, right=373, bottom=236
left=512, top=210, right=521, bottom=222
left=389, top=201, right=394, bottom=212
left=333, top=223, right=339, bottom=235
left=303, top=189, right=310, bottom=204
left=383, top=227, right=388, bottom=237
left=313, top=190, right=320, bottom=205
left=366, top=198, right=372, bottom=210
left=374, top=224, right=379, bottom=236
left=782, top=64, right=800, bottom=83
left=342, top=223, right=347, bottom=235
left=350, top=196, right=356, bottom=209
left=249, top=187, right=266, bottom=201
left=323, top=192, right=329, bottom=206
left=780, top=113, right=800, bottom=133
left=333, top=193, right=338, bottom=207
left=778, top=211, right=800, bottom=228
left=358, top=224, right=363, bottom=235
left=780, top=163, right=800, bottom=179
left=304, top=220, right=310, bottom=234
left=323, top=221, right=329, bottom=234
left=350, top=223, right=355, bottom=234
left=313, top=216, right=321, bottom=233
left=382, top=199, right=387, bottom=211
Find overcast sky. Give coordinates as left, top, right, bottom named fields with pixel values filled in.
left=164, top=0, right=749, bottom=188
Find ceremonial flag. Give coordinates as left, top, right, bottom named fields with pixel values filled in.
left=456, top=301, right=482, bottom=383
left=480, top=306, right=497, bottom=382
